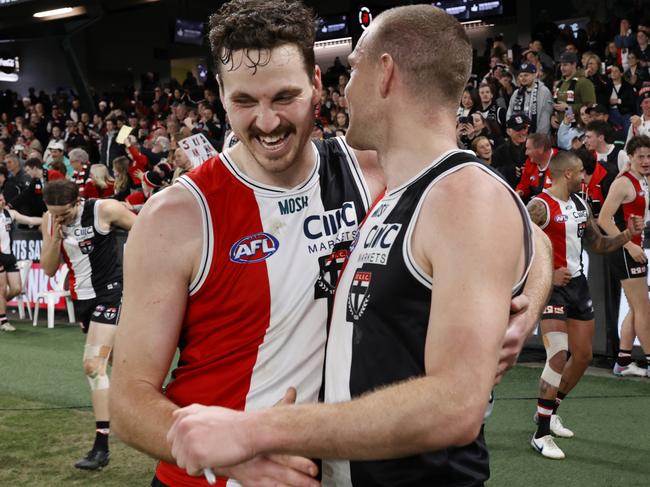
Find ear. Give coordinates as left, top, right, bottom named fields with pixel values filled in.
left=312, top=65, right=323, bottom=105
left=379, top=53, right=395, bottom=98
left=217, top=74, right=226, bottom=108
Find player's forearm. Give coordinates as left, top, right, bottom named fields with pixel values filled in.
left=252, top=375, right=487, bottom=460
left=589, top=228, right=632, bottom=254
left=523, top=227, right=553, bottom=327
left=109, top=381, right=178, bottom=462
left=40, top=239, right=61, bottom=276
left=596, top=214, right=621, bottom=237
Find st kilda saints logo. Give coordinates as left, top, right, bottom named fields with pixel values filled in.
left=347, top=270, right=372, bottom=321
left=314, top=248, right=349, bottom=299
left=79, top=239, right=94, bottom=254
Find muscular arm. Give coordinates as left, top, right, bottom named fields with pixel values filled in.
left=583, top=208, right=632, bottom=254
left=598, top=177, right=631, bottom=239
left=110, top=185, right=201, bottom=461
left=40, top=212, right=61, bottom=277
left=526, top=198, right=548, bottom=227
left=98, top=198, right=137, bottom=231
left=169, top=167, right=525, bottom=466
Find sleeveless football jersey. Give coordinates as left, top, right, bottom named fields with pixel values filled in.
left=533, top=190, right=589, bottom=276
left=58, top=199, right=122, bottom=300
left=155, top=137, right=371, bottom=487
left=322, top=150, right=534, bottom=487
left=0, top=209, right=14, bottom=254
left=614, top=172, right=649, bottom=247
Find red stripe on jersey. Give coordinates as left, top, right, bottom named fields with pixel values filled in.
left=536, top=192, right=567, bottom=270
left=156, top=156, right=271, bottom=487
left=622, top=173, right=646, bottom=246
left=60, top=244, right=77, bottom=300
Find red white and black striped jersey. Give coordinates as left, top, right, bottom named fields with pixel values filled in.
left=55, top=199, right=123, bottom=300
left=533, top=190, right=589, bottom=276
left=155, top=137, right=371, bottom=487
left=0, top=209, right=13, bottom=254
left=614, top=172, right=649, bottom=247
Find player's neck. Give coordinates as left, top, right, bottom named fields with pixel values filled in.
left=549, top=184, right=570, bottom=202
left=377, top=117, right=458, bottom=191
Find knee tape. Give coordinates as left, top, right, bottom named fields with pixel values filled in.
left=83, top=344, right=111, bottom=391
left=541, top=331, right=568, bottom=387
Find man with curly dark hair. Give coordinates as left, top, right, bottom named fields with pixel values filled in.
left=112, top=1, right=382, bottom=486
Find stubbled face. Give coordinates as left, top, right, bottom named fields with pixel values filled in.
left=479, top=86, right=492, bottom=104
left=525, top=139, right=546, bottom=164
left=630, top=147, right=650, bottom=176
left=518, top=72, right=534, bottom=87
left=219, top=44, right=320, bottom=180
left=560, top=62, right=576, bottom=78
left=344, top=28, right=381, bottom=151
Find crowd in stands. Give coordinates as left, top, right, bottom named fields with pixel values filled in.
left=1, top=16, right=650, bottom=224
left=457, top=16, right=650, bottom=210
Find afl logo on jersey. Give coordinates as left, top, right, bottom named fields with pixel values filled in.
left=554, top=215, right=568, bottom=223
left=230, top=232, right=279, bottom=263
left=347, top=270, right=372, bottom=321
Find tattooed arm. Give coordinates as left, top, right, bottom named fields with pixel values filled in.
left=526, top=198, right=548, bottom=228
left=583, top=207, right=642, bottom=254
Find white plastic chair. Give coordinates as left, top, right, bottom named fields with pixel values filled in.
left=32, top=265, right=76, bottom=329
left=15, top=259, right=33, bottom=320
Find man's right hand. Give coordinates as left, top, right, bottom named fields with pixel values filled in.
left=552, top=267, right=572, bottom=287
left=625, top=243, right=648, bottom=263
left=51, top=218, right=64, bottom=241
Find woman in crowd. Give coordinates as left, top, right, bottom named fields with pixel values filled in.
left=84, top=164, right=115, bottom=199
left=457, top=87, right=479, bottom=119
left=472, top=135, right=494, bottom=165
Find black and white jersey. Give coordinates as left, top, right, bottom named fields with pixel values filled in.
left=0, top=209, right=13, bottom=254
left=322, top=150, right=534, bottom=487
left=58, top=199, right=122, bottom=301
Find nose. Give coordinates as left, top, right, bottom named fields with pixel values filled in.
left=255, top=103, right=281, bottom=135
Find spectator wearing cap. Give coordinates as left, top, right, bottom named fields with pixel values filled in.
left=478, top=82, right=506, bottom=132
left=607, top=64, right=637, bottom=136
left=553, top=51, right=596, bottom=123
left=84, top=164, right=115, bottom=199
left=558, top=104, right=591, bottom=150
left=515, top=133, right=556, bottom=202
left=585, top=103, right=627, bottom=142
left=492, top=114, right=530, bottom=188
left=627, top=86, right=650, bottom=142
left=44, top=140, right=72, bottom=176
left=125, top=170, right=161, bottom=213
left=507, top=62, right=553, bottom=134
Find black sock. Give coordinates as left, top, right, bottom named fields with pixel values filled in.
left=0, top=314, right=7, bottom=324
left=553, top=391, right=567, bottom=414
left=93, top=421, right=110, bottom=452
left=535, top=399, right=556, bottom=438
left=617, top=349, right=632, bottom=367
left=645, top=355, right=650, bottom=369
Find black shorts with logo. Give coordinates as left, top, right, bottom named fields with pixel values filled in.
left=0, top=252, right=18, bottom=273
left=74, top=292, right=122, bottom=334
left=609, top=246, right=648, bottom=281
left=542, top=274, right=594, bottom=321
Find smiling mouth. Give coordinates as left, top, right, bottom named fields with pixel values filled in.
left=256, top=132, right=290, bottom=151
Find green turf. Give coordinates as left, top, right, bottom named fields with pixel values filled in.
left=2, top=320, right=650, bottom=486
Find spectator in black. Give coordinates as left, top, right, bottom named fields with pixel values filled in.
left=478, top=81, right=506, bottom=132
left=3, top=152, right=30, bottom=206
left=99, top=118, right=126, bottom=175
left=497, top=71, right=516, bottom=107
left=15, top=157, right=65, bottom=217
left=634, top=29, right=650, bottom=69
left=492, top=114, right=530, bottom=188
left=68, top=97, right=81, bottom=123
left=584, top=120, right=627, bottom=177
left=584, top=54, right=611, bottom=106
left=586, top=103, right=627, bottom=142
left=624, top=51, right=649, bottom=91
left=607, top=64, right=637, bottom=136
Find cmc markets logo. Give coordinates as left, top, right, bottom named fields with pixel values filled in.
left=358, top=6, right=372, bottom=30
left=229, top=232, right=279, bottom=263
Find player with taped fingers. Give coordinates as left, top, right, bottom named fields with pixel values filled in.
left=0, top=193, right=42, bottom=332
left=41, top=179, right=136, bottom=470
left=598, top=135, right=650, bottom=378
left=527, top=150, right=643, bottom=459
